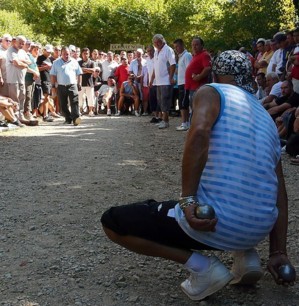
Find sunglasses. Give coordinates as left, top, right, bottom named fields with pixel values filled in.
left=5, top=39, right=12, bottom=42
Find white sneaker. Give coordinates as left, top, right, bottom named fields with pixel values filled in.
left=115, top=111, right=121, bottom=116
left=158, top=121, right=169, bottom=129
left=134, top=110, right=140, bottom=117
left=24, top=112, right=36, bottom=121
left=18, top=113, right=29, bottom=122
left=89, top=111, right=95, bottom=117
left=181, top=256, right=233, bottom=301
left=107, top=109, right=111, bottom=116
left=176, top=124, right=189, bottom=131
left=230, top=248, right=263, bottom=285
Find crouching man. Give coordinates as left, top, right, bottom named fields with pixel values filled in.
left=101, top=51, right=296, bottom=301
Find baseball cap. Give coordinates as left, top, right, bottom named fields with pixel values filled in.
left=44, top=44, right=54, bottom=53
left=274, top=33, right=287, bottom=43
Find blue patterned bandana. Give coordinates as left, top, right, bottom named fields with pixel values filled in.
left=212, top=50, right=255, bottom=94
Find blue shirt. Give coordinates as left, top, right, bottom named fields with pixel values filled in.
left=175, top=83, right=281, bottom=251
left=50, top=58, right=82, bottom=85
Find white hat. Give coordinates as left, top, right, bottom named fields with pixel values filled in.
left=136, top=48, right=144, bottom=54
left=2, top=33, right=12, bottom=41
left=256, top=38, right=266, bottom=44
left=44, top=44, right=54, bottom=53
left=69, top=44, right=76, bottom=52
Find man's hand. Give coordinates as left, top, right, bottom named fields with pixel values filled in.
left=184, top=204, right=217, bottom=232
left=267, top=253, right=296, bottom=286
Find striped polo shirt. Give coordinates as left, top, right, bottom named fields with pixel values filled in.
left=175, top=83, right=281, bottom=251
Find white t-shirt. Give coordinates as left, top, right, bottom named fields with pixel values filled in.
left=146, top=58, right=156, bottom=86
left=153, top=44, right=176, bottom=86
left=177, top=50, right=192, bottom=86
left=269, top=81, right=282, bottom=98
left=6, top=47, right=27, bottom=84
left=101, top=60, right=118, bottom=81
left=267, top=49, right=284, bottom=75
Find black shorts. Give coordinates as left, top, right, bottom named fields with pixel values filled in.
left=101, top=199, right=217, bottom=251
left=178, top=85, right=190, bottom=110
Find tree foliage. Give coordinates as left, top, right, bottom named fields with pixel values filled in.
left=0, top=9, right=47, bottom=43
left=0, top=0, right=297, bottom=52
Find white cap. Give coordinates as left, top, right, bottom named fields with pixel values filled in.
left=44, top=44, right=54, bottom=53
left=2, top=33, right=12, bottom=40
left=69, top=44, right=76, bottom=52
left=256, top=38, right=266, bottom=44
left=136, top=48, right=144, bottom=55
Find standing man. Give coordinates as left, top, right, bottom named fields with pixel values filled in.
left=185, top=37, right=211, bottom=110
left=129, top=48, right=146, bottom=101
left=146, top=45, right=160, bottom=123
left=101, top=50, right=295, bottom=301
left=0, top=33, right=12, bottom=97
left=50, top=46, right=82, bottom=126
left=150, top=34, right=176, bottom=129
left=37, top=44, right=55, bottom=121
left=173, top=38, right=192, bottom=131
left=114, top=57, right=130, bottom=89
left=78, top=48, right=95, bottom=116
left=101, top=51, right=118, bottom=84
left=6, top=35, right=31, bottom=122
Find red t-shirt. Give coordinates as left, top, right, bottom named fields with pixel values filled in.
left=291, top=54, right=299, bottom=80
left=115, top=65, right=129, bottom=88
left=185, top=50, right=211, bottom=90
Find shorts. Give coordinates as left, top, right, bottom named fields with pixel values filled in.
left=41, top=81, right=51, bottom=96
left=178, top=85, right=189, bottom=110
left=101, top=199, right=217, bottom=251
left=157, top=85, right=172, bottom=113
left=124, top=97, right=134, bottom=105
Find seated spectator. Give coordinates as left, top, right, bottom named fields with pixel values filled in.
left=288, top=53, right=299, bottom=93
left=96, top=76, right=117, bottom=116
left=116, top=74, right=140, bottom=116
left=267, top=80, right=299, bottom=120
left=262, top=72, right=282, bottom=107
left=255, top=72, right=267, bottom=102
left=285, top=106, right=299, bottom=158
left=0, top=96, right=24, bottom=127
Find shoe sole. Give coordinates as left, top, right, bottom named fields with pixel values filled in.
left=230, top=269, right=263, bottom=285
left=181, top=272, right=233, bottom=301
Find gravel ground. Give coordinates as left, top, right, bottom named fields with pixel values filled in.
left=0, top=115, right=298, bottom=306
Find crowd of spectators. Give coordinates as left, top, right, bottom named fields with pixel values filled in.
left=0, top=30, right=298, bottom=161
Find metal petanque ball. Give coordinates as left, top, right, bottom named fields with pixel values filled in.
left=194, top=204, right=215, bottom=219
left=278, top=264, right=296, bottom=282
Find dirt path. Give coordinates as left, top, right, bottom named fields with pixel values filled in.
left=0, top=115, right=298, bottom=306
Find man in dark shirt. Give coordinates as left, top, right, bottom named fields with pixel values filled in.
left=267, top=80, right=299, bottom=120
left=36, top=44, right=54, bottom=122
left=78, top=48, right=95, bottom=116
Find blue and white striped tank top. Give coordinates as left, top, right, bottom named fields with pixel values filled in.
left=175, top=83, right=281, bottom=251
